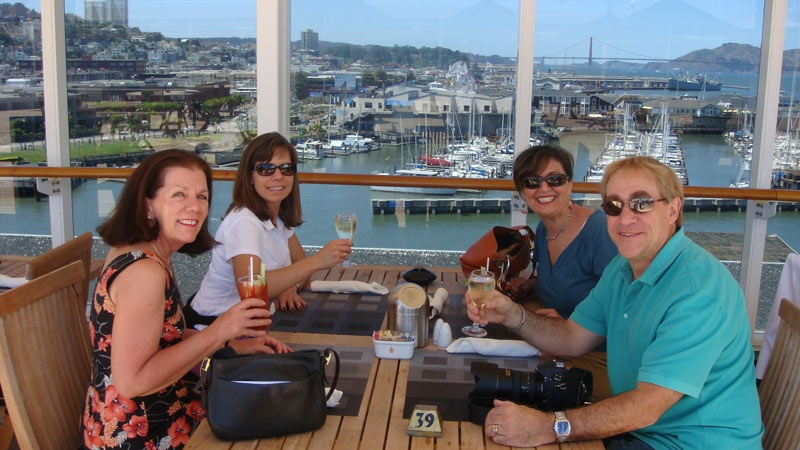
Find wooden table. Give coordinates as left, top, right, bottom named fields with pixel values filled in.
left=0, top=256, right=30, bottom=280
left=0, top=254, right=104, bottom=280
left=185, top=265, right=604, bottom=450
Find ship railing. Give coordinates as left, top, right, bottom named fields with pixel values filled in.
left=2, top=166, right=800, bottom=203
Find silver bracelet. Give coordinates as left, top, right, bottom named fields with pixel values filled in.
left=511, top=303, right=526, bottom=330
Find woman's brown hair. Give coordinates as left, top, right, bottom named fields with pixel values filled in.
left=96, top=149, right=216, bottom=256
left=228, top=131, right=303, bottom=227
left=512, top=144, right=575, bottom=192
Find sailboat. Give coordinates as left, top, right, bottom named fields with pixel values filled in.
left=370, top=121, right=457, bottom=196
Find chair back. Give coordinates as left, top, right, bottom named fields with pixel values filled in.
left=25, top=232, right=93, bottom=302
left=759, top=298, right=800, bottom=450
left=0, top=261, right=91, bottom=450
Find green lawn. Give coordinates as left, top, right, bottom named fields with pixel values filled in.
left=4, top=133, right=233, bottom=164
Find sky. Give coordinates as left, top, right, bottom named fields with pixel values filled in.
left=17, top=0, right=800, bottom=59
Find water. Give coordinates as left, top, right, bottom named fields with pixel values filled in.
left=556, top=65, right=798, bottom=103
left=1, top=133, right=798, bottom=253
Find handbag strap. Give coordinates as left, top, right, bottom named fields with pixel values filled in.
left=322, top=348, right=340, bottom=401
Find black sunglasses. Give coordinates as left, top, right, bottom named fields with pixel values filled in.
left=522, top=173, right=570, bottom=189
left=254, top=162, right=297, bottom=177
left=601, top=197, right=668, bottom=216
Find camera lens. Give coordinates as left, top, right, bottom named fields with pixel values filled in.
left=470, top=361, right=592, bottom=411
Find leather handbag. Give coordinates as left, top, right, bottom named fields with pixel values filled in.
left=459, top=225, right=534, bottom=292
left=200, top=347, right=340, bottom=440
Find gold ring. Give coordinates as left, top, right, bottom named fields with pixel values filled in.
left=492, top=424, right=499, bottom=436
left=341, top=252, right=346, bottom=258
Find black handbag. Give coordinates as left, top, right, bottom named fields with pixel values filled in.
left=200, top=347, right=340, bottom=440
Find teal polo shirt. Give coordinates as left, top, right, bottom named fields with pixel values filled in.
left=571, top=228, right=763, bottom=450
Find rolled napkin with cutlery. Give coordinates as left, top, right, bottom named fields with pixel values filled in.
left=310, top=280, right=389, bottom=295
left=0, top=274, right=28, bottom=289
left=428, top=287, right=448, bottom=319
left=446, top=337, right=539, bottom=357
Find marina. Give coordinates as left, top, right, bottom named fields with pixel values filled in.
left=370, top=196, right=798, bottom=216
left=2, top=131, right=797, bottom=255
left=585, top=103, right=689, bottom=184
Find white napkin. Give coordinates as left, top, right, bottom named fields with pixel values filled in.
left=0, top=274, right=27, bottom=289
left=325, top=387, right=343, bottom=407
left=429, top=288, right=448, bottom=319
left=310, top=280, right=389, bottom=295
left=446, top=337, right=540, bottom=357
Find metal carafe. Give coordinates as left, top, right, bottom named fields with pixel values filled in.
left=387, top=283, right=429, bottom=348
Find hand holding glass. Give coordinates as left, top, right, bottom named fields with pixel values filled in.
left=236, top=274, right=269, bottom=331
left=334, top=212, right=357, bottom=266
left=463, top=269, right=495, bottom=338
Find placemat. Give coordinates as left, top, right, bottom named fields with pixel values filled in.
left=270, top=291, right=388, bottom=335
left=437, top=293, right=524, bottom=341
left=291, top=343, right=373, bottom=417
left=403, top=349, right=539, bottom=422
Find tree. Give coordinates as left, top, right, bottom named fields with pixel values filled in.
left=139, top=102, right=181, bottom=133
left=360, top=70, right=376, bottom=87
left=292, top=71, right=310, bottom=100
left=109, top=114, right=125, bottom=135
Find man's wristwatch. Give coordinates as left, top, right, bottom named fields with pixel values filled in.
left=553, top=411, right=571, bottom=443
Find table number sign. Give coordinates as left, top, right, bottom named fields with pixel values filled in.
left=407, top=404, right=443, bottom=437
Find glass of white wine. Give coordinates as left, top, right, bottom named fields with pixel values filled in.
left=334, top=212, right=357, bottom=266
left=462, top=269, right=495, bottom=338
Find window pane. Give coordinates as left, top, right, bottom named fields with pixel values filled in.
left=290, top=0, right=521, bottom=250
left=0, top=1, right=49, bottom=236
left=61, top=0, right=256, bottom=235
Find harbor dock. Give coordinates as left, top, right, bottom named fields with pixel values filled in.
left=371, top=197, right=800, bottom=215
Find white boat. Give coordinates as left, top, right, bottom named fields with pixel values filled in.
left=370, top=168, right=458, bottom=195
left=344, top=134, right=377, bottom=152
left=296, top=140, right=324, bottom=160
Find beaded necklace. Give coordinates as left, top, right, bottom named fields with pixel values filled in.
left=545, top=203, right=573, bottom=242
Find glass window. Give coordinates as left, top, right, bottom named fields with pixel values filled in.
left=0, top=1, right=48, bottom=235
left=59, top=0, right=256, bottom=236
left=289, top=0, right=521, bottom=252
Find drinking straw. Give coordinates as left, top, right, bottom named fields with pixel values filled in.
left=249, top=256, right=254, bottom=283
left=485, top=257, right=490, bottom=275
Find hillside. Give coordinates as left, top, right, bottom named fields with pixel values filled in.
left=642, top=43, right=798, bottom=73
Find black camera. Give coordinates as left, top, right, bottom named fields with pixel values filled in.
left=470, top=360, right=593, bottom=412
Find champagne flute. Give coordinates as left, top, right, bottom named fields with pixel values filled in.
left=462, top=269, right=495, bottom=338
left=334, top=212, right=357, bottom=266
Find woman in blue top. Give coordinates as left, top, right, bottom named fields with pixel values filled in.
left=508, top=144, right=618, bottom=400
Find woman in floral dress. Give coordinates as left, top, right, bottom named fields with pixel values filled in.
left=81, top=149, right=290, bottom=449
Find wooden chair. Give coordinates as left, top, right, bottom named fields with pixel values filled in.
left=0, top=261, right=91, bottom=450
left=25, top=232, right=94, bottom=302
left=759, top=298, right=800, bottom=450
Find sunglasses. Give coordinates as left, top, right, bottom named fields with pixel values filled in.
left=601, top=197, right=668, bottom=216
left=254, top=162, right=297, bottom=177
left=522, top=173, right=570, bottom=189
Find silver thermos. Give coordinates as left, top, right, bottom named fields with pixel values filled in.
left=387, top=283, right=429, bottom=348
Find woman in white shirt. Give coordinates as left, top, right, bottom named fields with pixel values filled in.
left=187, top=132, right=352, bottom=328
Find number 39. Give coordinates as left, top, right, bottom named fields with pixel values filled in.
left=414, top=411, right=435, bottom=428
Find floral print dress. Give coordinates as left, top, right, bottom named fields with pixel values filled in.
left=81, top=251, right=205, bottom=449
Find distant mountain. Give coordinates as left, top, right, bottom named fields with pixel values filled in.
left=643, top=43, right=760, bottom=72
left=640, top=43, right=799, bottom=73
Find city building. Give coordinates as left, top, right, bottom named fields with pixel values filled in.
left=84, top=0, right=128, bottom=27
left=300, top=29, right=319, bottom=52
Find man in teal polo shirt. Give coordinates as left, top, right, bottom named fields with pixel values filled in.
left=468, top=156, right=763, bottom=449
